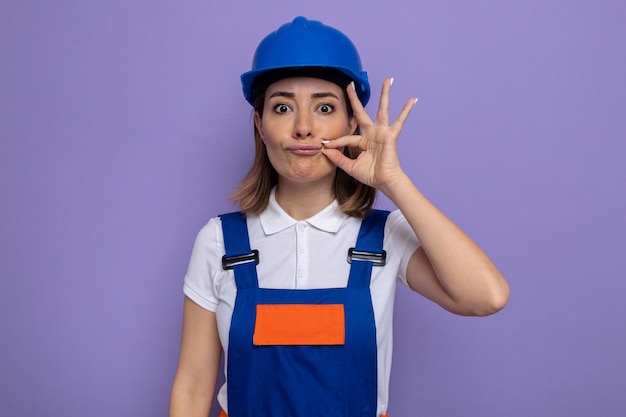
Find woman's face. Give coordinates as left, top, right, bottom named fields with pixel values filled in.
left=254, top=77, right=357, bottom=187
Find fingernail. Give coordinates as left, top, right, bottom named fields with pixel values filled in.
left=321, top=140, right=330, bottom=144
left=389, top=77, right=394, bottom=86
left=414, top=98, right=419, bottom=104
left=350, top=81, right=356, bottom=90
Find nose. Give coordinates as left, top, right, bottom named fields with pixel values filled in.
left=293, top=110, right=313, bottom=139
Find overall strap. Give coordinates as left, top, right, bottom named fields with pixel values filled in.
left=347, top=209, right=390, bottom=289
left=219, top=212, right=259, bottom=289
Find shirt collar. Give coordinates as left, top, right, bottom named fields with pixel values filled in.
left=259, top=187, right=350, bottom=235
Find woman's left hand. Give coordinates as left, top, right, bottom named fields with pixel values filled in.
left=321, top=78, right=417, bottom=193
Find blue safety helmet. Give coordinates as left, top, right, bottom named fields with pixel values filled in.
left=241, top=16, right=370, bottom=106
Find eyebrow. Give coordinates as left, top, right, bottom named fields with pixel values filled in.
left=268, top=91, right=341, bottom=100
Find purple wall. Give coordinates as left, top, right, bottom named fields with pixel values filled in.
left=1, top=1, right=625, bottom=416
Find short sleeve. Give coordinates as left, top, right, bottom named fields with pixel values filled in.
left=182, top=217, right=223, bottom=312
left=384, top=210, right=421, bottom=285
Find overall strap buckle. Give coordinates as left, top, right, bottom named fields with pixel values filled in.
left=222, top=250, right=259, bottom=270
left=347, top=248, right=387, bottom=267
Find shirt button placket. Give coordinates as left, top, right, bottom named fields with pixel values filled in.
left=295, top=223, right=307, bottom=286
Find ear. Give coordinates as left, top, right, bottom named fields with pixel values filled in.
left=348, top=115, right=358, bottom=135
left=254, top=111, right=264, bottom=139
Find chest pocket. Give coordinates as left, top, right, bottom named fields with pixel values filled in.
left=254, top=303, right=345, bottom=346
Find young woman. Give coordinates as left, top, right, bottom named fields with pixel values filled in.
left=170, top=16, right=509, bottom=417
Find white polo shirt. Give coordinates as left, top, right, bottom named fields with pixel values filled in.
left=183, top=189, right=420, bottom=415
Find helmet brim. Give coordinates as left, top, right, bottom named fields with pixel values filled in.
left=241, top=66, right=370, bottom=106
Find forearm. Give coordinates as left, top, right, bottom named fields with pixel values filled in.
left=169, top=379, right=214, bottom=417
left=381, top=173, right=510, bottom=315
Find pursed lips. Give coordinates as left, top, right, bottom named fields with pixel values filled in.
left=286, top=144, right=323, bottom=155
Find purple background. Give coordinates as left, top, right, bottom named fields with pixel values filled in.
left=1, top=1, right=625, bottom=416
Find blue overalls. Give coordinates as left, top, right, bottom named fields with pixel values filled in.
left=220, top=209, right=390, bottom=417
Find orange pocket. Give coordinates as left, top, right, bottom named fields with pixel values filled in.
left=254, top=304, right=345, bottom=345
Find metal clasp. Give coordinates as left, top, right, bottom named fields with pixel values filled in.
left=347, top=248, right=387, bottom=266
left=222, top=250, right=259, bottom=270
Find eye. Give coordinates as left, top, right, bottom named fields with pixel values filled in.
left=273, top=104, right=292, bottom=114
left=317, top=103, right=335, bottom=114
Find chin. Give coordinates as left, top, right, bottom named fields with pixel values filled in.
left=281, top=169, right=337, bottom=185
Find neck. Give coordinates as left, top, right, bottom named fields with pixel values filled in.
left=275, top=178, right=335, bottom=220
